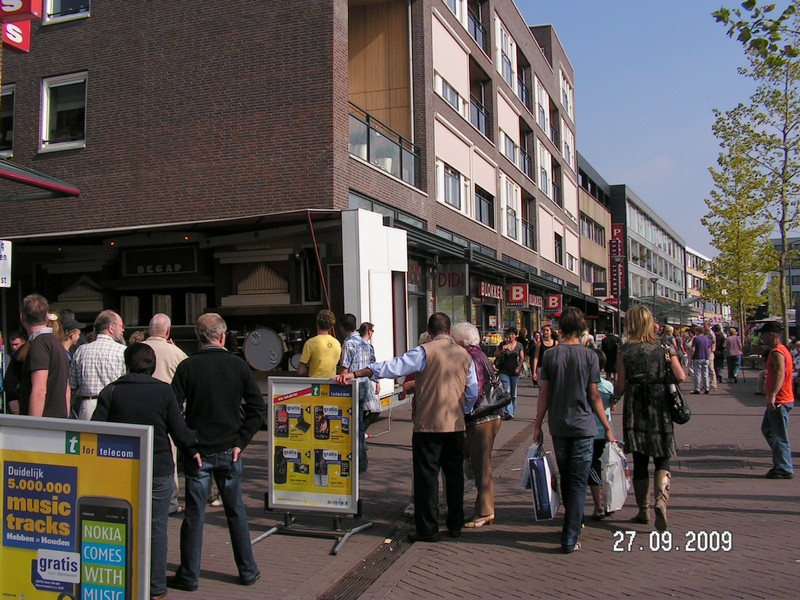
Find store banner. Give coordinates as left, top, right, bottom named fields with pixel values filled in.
left=545, top=294, right=563, bottom=313
left=0, top=416, right=152, bottom=600
left=2, top=19, right=30, bottom=52
left=507, top=283, right=528, bottom=307
left=267, top=378, right=358, bottom=515
left=437, top=263, right=468, bottom=296
left=0, top=0, right=41, bottom=23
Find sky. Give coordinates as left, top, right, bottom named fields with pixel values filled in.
left=516, top=0, right=763, bottom=258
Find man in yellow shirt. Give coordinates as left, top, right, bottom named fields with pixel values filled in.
left=297, top=310, right=341, bottom=377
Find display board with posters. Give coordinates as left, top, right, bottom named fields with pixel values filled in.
left=0, top=415, right=152, bottom=599
left=267, top=377, right=359, bottom=516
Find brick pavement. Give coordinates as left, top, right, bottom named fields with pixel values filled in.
left=163, top=370, right=799, bottom=599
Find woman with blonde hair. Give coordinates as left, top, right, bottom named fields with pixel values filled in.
left=614, top=306, right=685, bottom=531
left=452, top=321, right=500, bottom=528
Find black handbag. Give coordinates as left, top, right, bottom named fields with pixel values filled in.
left=664, top=346, right=691, bottom=424
left=467, top=353, right=513, bottom=421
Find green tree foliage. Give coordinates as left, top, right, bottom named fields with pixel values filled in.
left=709, top=6, right=800, bottom=341
left=713, top=0, right=799, bottom=64
left=702, top=107, right=774, bottom=331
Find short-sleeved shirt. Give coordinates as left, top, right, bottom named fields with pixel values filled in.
left=691, top=335, right=712, bottom=360
left=540, top=343, right=600, bottom=438
left=300, top=334, right=342, bottom=378
left=20, top=331, right=69, bottom=418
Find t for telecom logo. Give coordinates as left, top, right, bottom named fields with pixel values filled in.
left=65, top=432, right=80, bottom=455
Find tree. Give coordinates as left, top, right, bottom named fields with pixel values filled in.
left=713, top=1, right=799, bottom=64
left=709, top=8, right=800, bottom=342
left=702, top=105, right=774, bottom=332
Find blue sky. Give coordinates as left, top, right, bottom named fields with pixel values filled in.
left=517, top=1, right=761, bottom=257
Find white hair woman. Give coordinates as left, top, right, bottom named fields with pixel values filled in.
left=451, top=321, right=499, bottom=528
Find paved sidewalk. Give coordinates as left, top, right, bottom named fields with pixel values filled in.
left=163, top=370, right=799, bottom=599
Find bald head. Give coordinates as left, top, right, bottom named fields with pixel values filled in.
left=149, top=313, right=171, bottom=338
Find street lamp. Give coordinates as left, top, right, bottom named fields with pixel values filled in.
left=650, top=276, right=659, bottom=319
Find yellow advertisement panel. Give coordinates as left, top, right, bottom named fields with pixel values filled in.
left=268, top=378, right=359, bottom=515
left=0, top=416, right=151, bottom=600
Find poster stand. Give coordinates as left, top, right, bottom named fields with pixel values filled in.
left=262, top=377, right=371, bottom=555
left=252, top=509, right=373, bottom=555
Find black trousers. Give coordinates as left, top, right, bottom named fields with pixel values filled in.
left=412, top=431, right=465, bottom=536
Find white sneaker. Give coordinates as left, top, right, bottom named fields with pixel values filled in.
left=404, top=502, right=415, bottom=516
left=210, top=499, right=223, bottom=507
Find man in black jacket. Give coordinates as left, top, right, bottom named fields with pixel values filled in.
left=168, top=313, right=266, bottom=592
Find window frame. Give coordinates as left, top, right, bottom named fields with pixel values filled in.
left=43, top=0, right=91, bottom=25
left=40, top=72, right=88, bottom=153
left=443, top=164, right=462, bottom=210
left=0, top=85, right=15, bottom=157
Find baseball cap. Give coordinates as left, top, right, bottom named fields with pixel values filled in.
left=62, top=315, right=87, bottom=332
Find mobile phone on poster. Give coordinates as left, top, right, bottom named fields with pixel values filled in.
left=76, top=496, right=132, bottom=599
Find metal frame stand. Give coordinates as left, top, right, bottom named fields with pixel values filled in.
left=252, top=513, right=373, bottom=555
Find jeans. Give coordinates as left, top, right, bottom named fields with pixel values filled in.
left=412, top=431, right=465, bottom=536
left=692, top=359, right=709, bottom=392
left=175, top=450, right=259, bottom=586
left=761, top=403, right=794, bottom=475
left=499, top=373, right=519, bottom=417
left=151, top=475, right=175, bottom=596
left=358, top=410, right=368, bottom=473
left=727, top=356, right=741, bottom=381
left=552, top=436, right=593, bottom=549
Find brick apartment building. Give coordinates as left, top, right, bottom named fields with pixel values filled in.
left=0, top=0, right=597, bottom=359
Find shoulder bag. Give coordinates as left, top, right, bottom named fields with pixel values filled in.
left=663, top=345, right=690, bottom=424
left=466, top=352, right=513, bottom=421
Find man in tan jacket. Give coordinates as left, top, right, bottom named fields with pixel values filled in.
left=334, top=313, right=477, bottom=541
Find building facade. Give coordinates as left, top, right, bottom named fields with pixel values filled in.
left=0, top=0, right=599, bottom=356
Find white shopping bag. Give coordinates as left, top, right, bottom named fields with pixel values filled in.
left=520, top=443, right=540, bottom=491
left=528, top=447, right=560, bottom=521
left=601, top=441, right=630, bottom=513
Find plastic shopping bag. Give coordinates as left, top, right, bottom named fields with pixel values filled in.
left=520, top=443, right=540, bottom=491
left=528, top=447, right=560, bottom=521
left=601, top=441, right=630, bottom=513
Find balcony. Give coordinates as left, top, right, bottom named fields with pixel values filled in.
left=522, top=220, right=536, bottom=250
left=349, top=102, right=420, bottom=189
left=517, top=77, right=530, bottom=109
left=470, top=96, right=490, bottom=136
left=549, top=125, right=559, bottom=147
left=468, top=9, right=487, bottom=52
left=519, top=148, right=532, bottom=179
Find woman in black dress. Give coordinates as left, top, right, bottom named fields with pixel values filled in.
left=613, top=306, right=685, bottom=531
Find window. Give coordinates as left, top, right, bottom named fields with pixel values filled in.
left=506, top=207, right=518, bottom=240
left=538, top=141, right=552, bottom=197
left=41, top=72, right=87, bottom=151
left=554, top=233, right=563, bottom=266
left=44, top=0, right=90, bottom=23
left=566, top=253, right=576, bottom=272
left=579, top=214, right=606, bottom=247
left=502, top=132, right=517, bottom=163
left=0, top=86, right=14, bottom=155
left=441, top=78, right=460, bottom=111
left=560, top=70, right=574, bottom=120
left=444, top=165, right=462, bottom=209
left=535, top=78, right=549, bottom=132
left=498, top=22, right=515, bottom=88
left=500, top=173, right=520, bottom=240
left=475, top=186, right=494, bottom=228
left=562, top=124, right=575, bottom=169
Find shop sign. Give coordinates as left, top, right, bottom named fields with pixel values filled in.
left=592, top=281, right=607, bottom=297
left=529, top=295, right=543, bottom=308
left=437, top=263, right=468, bottom=295
left=408, top=260, right=424, bottom=293
left=122, top=246, right=197, bottom=276
left=0, top=0, right=41, bottom=23
left=544, top=294, right=563, bottom=313
left=479, top=281, right=503, bottom=300
left=610, top=261, right=625, bottom=296
left=2, top=19, right=29, bottom=52
left=604, top=297, right=619, bottom=307
left=0, top=240, right=10, bottom=288
left=507, top=283, right=528, bottom=306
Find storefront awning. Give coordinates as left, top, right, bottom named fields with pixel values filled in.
left=0, top=158, right=81, bottom=199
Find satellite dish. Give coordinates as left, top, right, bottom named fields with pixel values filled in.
left=243, top=327, right=284, bottom=371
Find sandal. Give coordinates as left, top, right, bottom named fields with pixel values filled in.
left=464, top=514, right=495, bottom=528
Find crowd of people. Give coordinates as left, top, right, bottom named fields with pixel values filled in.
left=2, top=296, right=794, bottom=584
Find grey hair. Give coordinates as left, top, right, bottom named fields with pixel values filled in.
left=94, top=310, right=120, bottom=334
left=149, top=313, right=171, bottom=336
left=417, top=332, right=431, bottom=345
left=195, top=313, right=227, bottom=344
left=451, top=321, right=480, bottom=347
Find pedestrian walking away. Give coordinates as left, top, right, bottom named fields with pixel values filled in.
left=532, top=307, right=615, bottom=553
